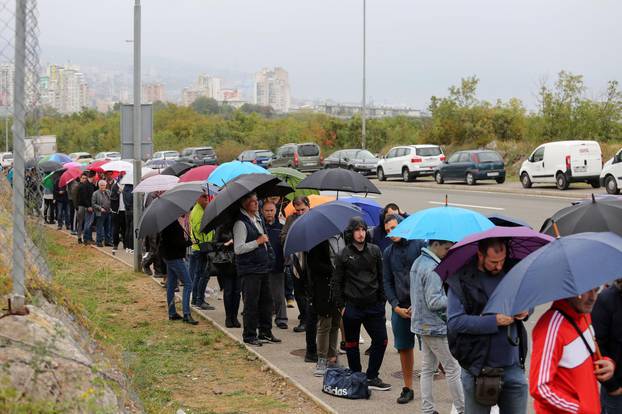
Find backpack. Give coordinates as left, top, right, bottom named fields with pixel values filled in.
left=322, top=368, right=370, bottom=400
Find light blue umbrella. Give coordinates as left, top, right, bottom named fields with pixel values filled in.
left=207, top=160, right=270, bottom=186
left=388, top=206, right=494, bottom=242
left=42, top=153, right=72, bottom=164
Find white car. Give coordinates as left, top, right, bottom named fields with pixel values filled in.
left=600, top=148, right=622, bottom=194
left=376, top=144, right=445, bottom=182
left=520, top=140, right=602, bottom=190
left=68, top=152, right=93, bottom=163
left=94, top=151, right=122, bottom=161
left=0, top=151, right=13, bottom=169
left=151, top=150, right=179, bottom=161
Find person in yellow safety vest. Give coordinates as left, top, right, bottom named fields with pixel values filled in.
left=189, top=193, right=215, bottom=310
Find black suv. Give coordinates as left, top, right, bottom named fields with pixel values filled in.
left=179, top=146, right=218, bottom=166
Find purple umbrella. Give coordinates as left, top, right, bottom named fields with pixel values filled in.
left=435, top=226, right=554, bottom=281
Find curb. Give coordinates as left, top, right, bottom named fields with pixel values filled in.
left=89, top=241, right=338, bottom=414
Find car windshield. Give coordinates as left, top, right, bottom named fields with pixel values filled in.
left=354, top=150, right=375, bottom=160
left=108, top=152, right=121, bottom=158
left=196, top=148, right=214, bottom=156
left=416, top=147, right=442, bottom=157
left=477, top=152, right=502, bottom=162
left=298, top=145, right=319, bottom=156
left=255, top=151, right=273, bottom=158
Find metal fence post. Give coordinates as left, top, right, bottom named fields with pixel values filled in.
left=132, top=0, right=142, bottom=271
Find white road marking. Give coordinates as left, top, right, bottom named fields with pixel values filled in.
left=428, top=201, right=505, bottom=211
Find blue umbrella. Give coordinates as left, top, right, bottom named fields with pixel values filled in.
left=483, top=232, right=622, bottom=316
left=207, top=160, right=270, bottom=186
left=43, top=153, right=72, bottom=164
left=284, top=201, right=363, bottom=256
left=339, top=196, right=382, bottom=226
left=388, top=206, right=494, bottom=242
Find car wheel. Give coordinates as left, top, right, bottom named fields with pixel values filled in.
left=402, top=168, right=412, bottom=182
left=589, top=178, right=601, bottom=189
left=348, top=165, right=354, bottom=171
left=556, top=172, right=569, bottom=190
left=606, top=175, right=620, bottom=194
left=520, top=172, right=532, bottom=189
left=466, top=172, right=476, bottom=185
left=495, top=176, right=506, bottom=184
left=377, top=167, right=386, bottom=181
left=435, top=171, right=444, bottom=184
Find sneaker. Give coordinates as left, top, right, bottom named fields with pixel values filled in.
left=258, top=334, right=282, bottom=343
left=397, top=387, right=414, bottom=404
left=276, top=322, right=288, bottom=330
left=244, top=338, right=263, bottom=347
left=367, top=377, right=391, bottom=391
left=314, top=358, right=328, bottom=377
left=198, top=303, right=215, bottom=310
left=339, top=341, right=347, bottom=354
left=293, top=323, right=306, bottom=333
left=304, top=353, right=318, bottom=363
left=286, top=299, right=295, bottom=308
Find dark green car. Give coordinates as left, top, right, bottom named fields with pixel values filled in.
left=435, top=150, right=506, bottom=185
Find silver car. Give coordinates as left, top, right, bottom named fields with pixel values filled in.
left=271, top=143, right=322, bottom=172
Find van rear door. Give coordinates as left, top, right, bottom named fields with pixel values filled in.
left=569, top=142, right=602, bottom=177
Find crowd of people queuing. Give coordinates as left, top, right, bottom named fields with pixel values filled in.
left=35, top=168, right=622, bottom=414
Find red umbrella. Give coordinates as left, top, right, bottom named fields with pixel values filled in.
left=178, top=165, right=217, bottom=183
left=59, top=167, right=84, bottom=187
left=87, top=160, right=109, bottom=173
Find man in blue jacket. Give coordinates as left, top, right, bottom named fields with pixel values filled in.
left=382, top=214, right=424, bottom=404
left=262, top=200, right=288, bottom=329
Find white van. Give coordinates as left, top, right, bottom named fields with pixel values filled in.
left=600, top=148, right=622, bottom=194
left=377, top=144, right=445, bottom=182
left=520, top=141, right=602, bottom=190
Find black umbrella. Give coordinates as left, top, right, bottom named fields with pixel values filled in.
left=25, top=159, right=37, bottom=170
left=137, top=182, right=204, bottom=238
left=296, top=168, right=381, bottom=195
left=161, top=161, right=194, bottom=177
left=541, top=194, right=622, bottom=236
left=38, top=160, right=63, bottom=173
left=200, top=173, right=286, bottom=233
left=488, top=213, right=531, bottom=228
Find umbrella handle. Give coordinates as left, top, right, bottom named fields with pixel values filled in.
left=507, top=325, right=519, bottom=346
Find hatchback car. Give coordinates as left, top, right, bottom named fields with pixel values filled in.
left=237, top=149, right=274, bottom=168
left=322, top=149, right=378, bottom=175
left=68, top=152, right=93, bottom=163
left=271, top=143, right=322, bottom=172
left=178, top=146, right=218, bottom=166
left=435, top=150, right=505, bottom=185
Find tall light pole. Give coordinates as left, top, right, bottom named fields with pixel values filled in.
left=132, top=0, right=142, bottom=271
left=361, top=0, right=366, bottom=149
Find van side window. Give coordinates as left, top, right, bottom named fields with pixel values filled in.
left=532, top=147, right=545, bottom=162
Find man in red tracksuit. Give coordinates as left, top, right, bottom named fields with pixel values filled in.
left=530, top=289, right=615, bottom=413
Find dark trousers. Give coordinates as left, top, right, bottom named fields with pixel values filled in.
left=111, top=211, right=126, bottom=248
left=269, top=272, right=288, bottom=324
left=219, top=264, right=241, bottom=323
left=56, top=200, right=69, bottom=228
left=284, top=266, right=294, bottom=300
left=292, top=272, right=308, bottom=323
left=189, top=251, right=209, bottom=305
left=68, top=202, right=75, bottom=231
left=342, top=302, right=388, bottom=380
left=306, top=302, right=318, bottom=356
left=124, top=210, right=133, bottom=249
left=44, top=199, right=55, bottom=222
left=240, top=272, right=273, bottom=341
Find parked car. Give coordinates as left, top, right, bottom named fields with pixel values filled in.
left=322, top=149, right=378, bottom=175
left=94, top=151, right=121, bottom=161
left=151, top=150, right=179, bottom=161
left=178, top=146, right=217, bottom=166
left=145, top=158, right=176, bottom=170
left=376, top=144, right=445, bottom=182
left=68, top=152, right=93, bottom=163
left=0, top=151, right=13, bottom=169
left=520, top=140, right=602, bottom=190
left=600, top=148, right=622, bottom=194
left=237, top=149, right=274, bottom=168
left=435, top=150, right=505, bottom=185
left=270, top=143, right=322, bottom=172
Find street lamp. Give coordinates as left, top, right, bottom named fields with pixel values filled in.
left=361, top=0, right=366, bottom=149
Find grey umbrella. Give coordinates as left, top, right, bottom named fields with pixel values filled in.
left=137, top=182, right=204, bottom=238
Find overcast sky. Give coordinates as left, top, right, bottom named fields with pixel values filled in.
left=39, top=0, right=622, bottom=109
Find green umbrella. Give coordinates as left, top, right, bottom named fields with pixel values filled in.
left=42, top=168, right=65, bottom=190
left=269, top=167, right=319, bottom=201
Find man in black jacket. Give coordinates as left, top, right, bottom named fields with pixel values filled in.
left=75, top=173, right=96, bottom=244
left=332, top=217, right=391, bottom=391
left=593, top=278, right=622, bottom=413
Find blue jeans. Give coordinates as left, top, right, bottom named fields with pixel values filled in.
left=95, top=212, right=112, bottom=244
left=56, top=200, right=69, bottom=228
left=83, top=210, right=94, bottom=242
left=601, top=387, right=622, bottom=413
left=461, top=364, right=527, bottom=414
left=164, top=258, right=192, bottom=317
left=188, top=251, right=208, bottom=305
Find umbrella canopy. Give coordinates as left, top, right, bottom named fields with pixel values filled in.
left=101, top=160, right=133, bottom=173
left=269, top=166, right=318, bottom=201
left=483, top=232, right=622, bottom=316
left=145, top=159, right=176, bottom=170
left=133, top=174, right=179, bottom=193
left=200, top=173, right=283, bottom=233
left=161, top=161, right=195, bottom=177
left=541, top=196, right=622, bottom=236
left=178, top=164, right=217, bottom=183
left=119, top=167, right=156, bottom=185
left=388, top=206, right=494, bottom=242
left=296, top=168, right=381, bottom=194
left=283, top=194, right=336, bottom=217
left=42, top=168, right=65, bottom=190
left=43, top=153, right=72, bottom=164
left=436, top=226, right=554, bottom=281
left=487, top=213, right=531, bottom=228
left=25, top=159, right=37, bottom=170
left=284, top=201, right=363, bottom=256
left=137, top=182, right=204, bottom=238
left=38, top=160, right=63, bottom=173
left=87, top=160, right=110, bottom=174
left=207, top=160, right=270, bottom=186
left=572, top=194, right=622, bottom=205
left=62, top=161, right=85, bottom=169
left=339, top=196, right=382, bottom=227
left=59, top=167, right=84, bottom=188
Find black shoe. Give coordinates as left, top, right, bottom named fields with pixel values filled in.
left=397, top=387, right=414, bottom=404
left=96, top=242, right=103, bottom=247
left=198, top=302, right=215, bottom=310
left=77, top=238, right=83, bottom=244
left=244, top=338, right=263, bottom=347
left=258, top=334, right=281, bottom=343
left=293, top=323, right=306, bottom=333
left=183, top=315, right=198, bottom=325
left=276, top=322, right=288, bottom=329
left=104, top=242, right=113, bottom=247
left=225, top=319, right=234, bottom=328
left=304, top=353, right=318, bottom=363
left=367, top=377, right=391, bottom=391
left=169, top=313, right=182, bottom=321
left=232, top=319, right=241, bottom=328
left=141, top=265, right=152, bottom=275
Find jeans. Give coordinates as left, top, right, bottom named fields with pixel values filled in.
left=56, top=200, right=69, bottom=228
left=188, top=251, right=209, bottom=305
left=43, top=198, right=55, bottom=222
left=76, top=206, right=94, bottom=241
left=420, top=335, right=464, bottom=414
left=601, top=387, right=622, bottom=414
left=342, top=302, right=388, bottom=380
left=95, top=212, right=112, bottom=244
left=219, top=264, right=241, bottom=323
left=240, top=272, right=273, bottom=342
left=317, top=308, right=340, bottom=359
left=269, top=272, right=288, bottom=325
left=461, top=364, right=527, bottom=414
left=164, top=258, right=192, bottom=317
